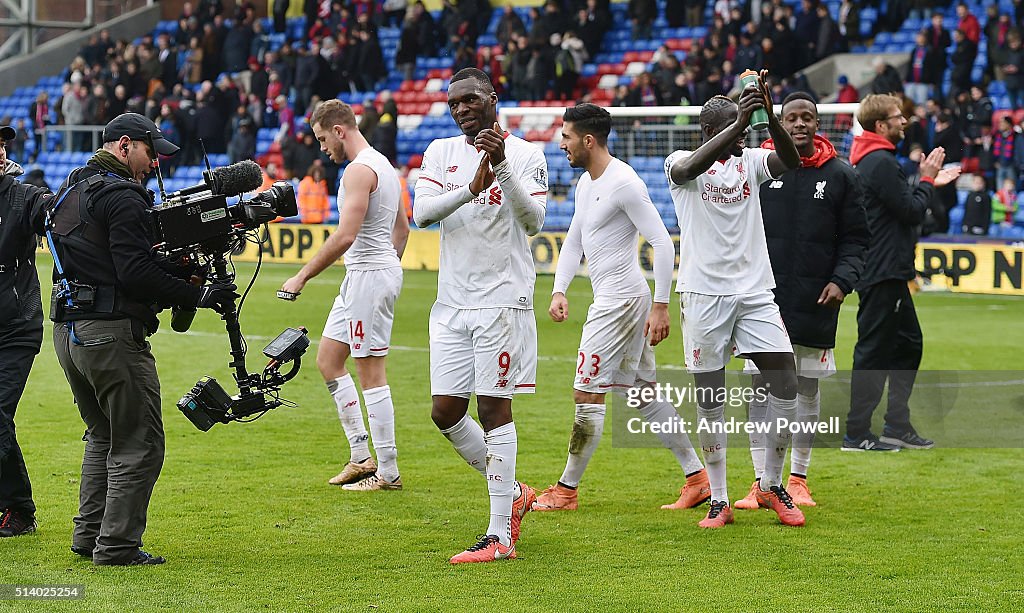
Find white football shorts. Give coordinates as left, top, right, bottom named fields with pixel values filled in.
left=322, top=266, right=403, bottom=358
left=575, top=295, right=657, bottom=393
left=743, top=344, right=837, bottom=379
left=428, top=303, right=538, bottom=398
left=680, top=290, right=793, bottom=373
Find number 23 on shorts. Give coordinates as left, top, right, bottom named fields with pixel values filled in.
left=577, top=352, right=601, bottom=383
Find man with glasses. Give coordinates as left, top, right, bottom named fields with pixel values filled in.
left=48, top=113, right=238, bottom=564
left=844, top=95, right=960, bottom=451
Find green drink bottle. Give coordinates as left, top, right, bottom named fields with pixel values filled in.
left=739, top=69, right=769, bottom=131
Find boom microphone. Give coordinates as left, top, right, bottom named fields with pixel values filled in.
left=205, top=160, right=264, bottom=197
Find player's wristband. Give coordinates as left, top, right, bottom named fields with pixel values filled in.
left=276, top=290, right=299, bottom=301
left=920, top=176, right=935, bottom=185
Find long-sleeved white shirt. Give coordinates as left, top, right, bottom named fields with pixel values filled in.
left=554, top=157, right=674, bottom=303
left=414, top=133, right=548, bottom=309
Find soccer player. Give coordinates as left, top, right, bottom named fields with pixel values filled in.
left=280, top=100, right=410, bottom=491
left=735, top=92, right=869, bottom=509
left=534, top=103, right=710, bottom=512
left=413, top=68, right=546, bottom=564
left=664, top=72, right=804, bottom=528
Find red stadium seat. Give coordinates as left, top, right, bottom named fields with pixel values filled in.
left=992, top=110, right=1013, bottom=130
left=622, top=50, right=655, bottom=63
left=426, top=68, right=453, bottom=80
left=665, top=39, right=693, bottom=52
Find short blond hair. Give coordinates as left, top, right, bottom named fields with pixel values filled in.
left=858, top=94, right=901, bottom=133
left=310, top=99, right=357, bottom=130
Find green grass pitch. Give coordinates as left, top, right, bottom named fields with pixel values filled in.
left=5, top=259, right=1022, bottom=611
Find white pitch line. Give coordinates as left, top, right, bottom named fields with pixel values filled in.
left=153, top=333, right=1024, bottom=380
left=163, top=329, right=691, bottom=369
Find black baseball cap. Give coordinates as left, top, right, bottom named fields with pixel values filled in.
left=0, top=125, right=14, bottom=140
left=102, top=112, right=180, bottom=156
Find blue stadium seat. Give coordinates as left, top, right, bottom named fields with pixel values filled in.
left=948, top=206, right=965, bottom=228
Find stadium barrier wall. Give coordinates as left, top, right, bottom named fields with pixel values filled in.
left=228, top=225, right=1024, bottom=296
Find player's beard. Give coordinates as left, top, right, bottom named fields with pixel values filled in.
left=567, top=148, right=586, bottom=169
left=332, top=141, right=346, bottom=163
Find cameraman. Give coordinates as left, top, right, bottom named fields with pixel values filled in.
left=48, top=113, right=237, bottom=566
left=0, top=125, right=52, bottom=538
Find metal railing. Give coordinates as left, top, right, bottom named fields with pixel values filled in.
left=0, top=0, right=154, bottom=60
left=41, top=124, right=106, bottom=154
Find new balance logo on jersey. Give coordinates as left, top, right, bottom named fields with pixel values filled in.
left=769, top=180, right=784, bottom=189
left=495, top=379, right=510, bottom=388
left=447, top=165, right=458, bottom=172
left=345, top=400, right=358, bottom=409
left=814, top=181, right=827, bottom=199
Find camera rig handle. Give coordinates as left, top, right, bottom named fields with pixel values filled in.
left=208, top=253, right=253, bottom=393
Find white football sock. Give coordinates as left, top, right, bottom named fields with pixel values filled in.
left=747, top=392, right=768, bottom=480
left=558, top=403, right=605, bottom=488
left=485, top=422, right=517, bottom=547
left=636, top=399, right=704, bottom=475
left=328, top=374, right=370, bottom=463
left=439, top=414, right=487, bottom=477
left=696, top=404, right=728, bottom=504
left=791, top=391, right=820, bottom=478
left=364, top=385, right=399, bottom=482
left=762, top=393, right=797, bottom=490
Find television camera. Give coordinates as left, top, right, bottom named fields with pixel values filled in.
left=146, top=148, right=309, bottom=431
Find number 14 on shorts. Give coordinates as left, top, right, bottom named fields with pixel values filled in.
left=349, top=320, right=364, bottom=350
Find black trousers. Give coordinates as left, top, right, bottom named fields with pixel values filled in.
left=847, top=279, right=923, bottom=438
left=0, top=345, right=37, bottom=516
left=54, top=319, right=164, bottom=563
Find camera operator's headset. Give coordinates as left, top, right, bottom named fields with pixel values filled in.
left=45, top=167, right=137, bottom=346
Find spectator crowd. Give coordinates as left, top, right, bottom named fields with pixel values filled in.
left=2, top=0, right=1023, bottom=235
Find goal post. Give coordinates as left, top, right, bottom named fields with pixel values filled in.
left=498, top=103, right=862, bottom=231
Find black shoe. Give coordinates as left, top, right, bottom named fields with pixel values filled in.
left=880, top=429, right=934, bottom=449
left=71, top=546, right=94, bottom=559
left=0, top=509, right=37, bottom=537
left=841, top=432, right=901, bottom=452
left=95, top=550, right=166, bottom=566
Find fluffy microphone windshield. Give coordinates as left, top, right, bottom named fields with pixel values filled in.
left=210, top=160, right=264, bottom=196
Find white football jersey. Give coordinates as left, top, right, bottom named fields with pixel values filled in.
left=554, top=157, right=674, bottom=303
left=341, top=146, right=402, bottom=271
left=416, top=134, right=548, bottom=309
left=665, top=147, right=777, bottom=296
